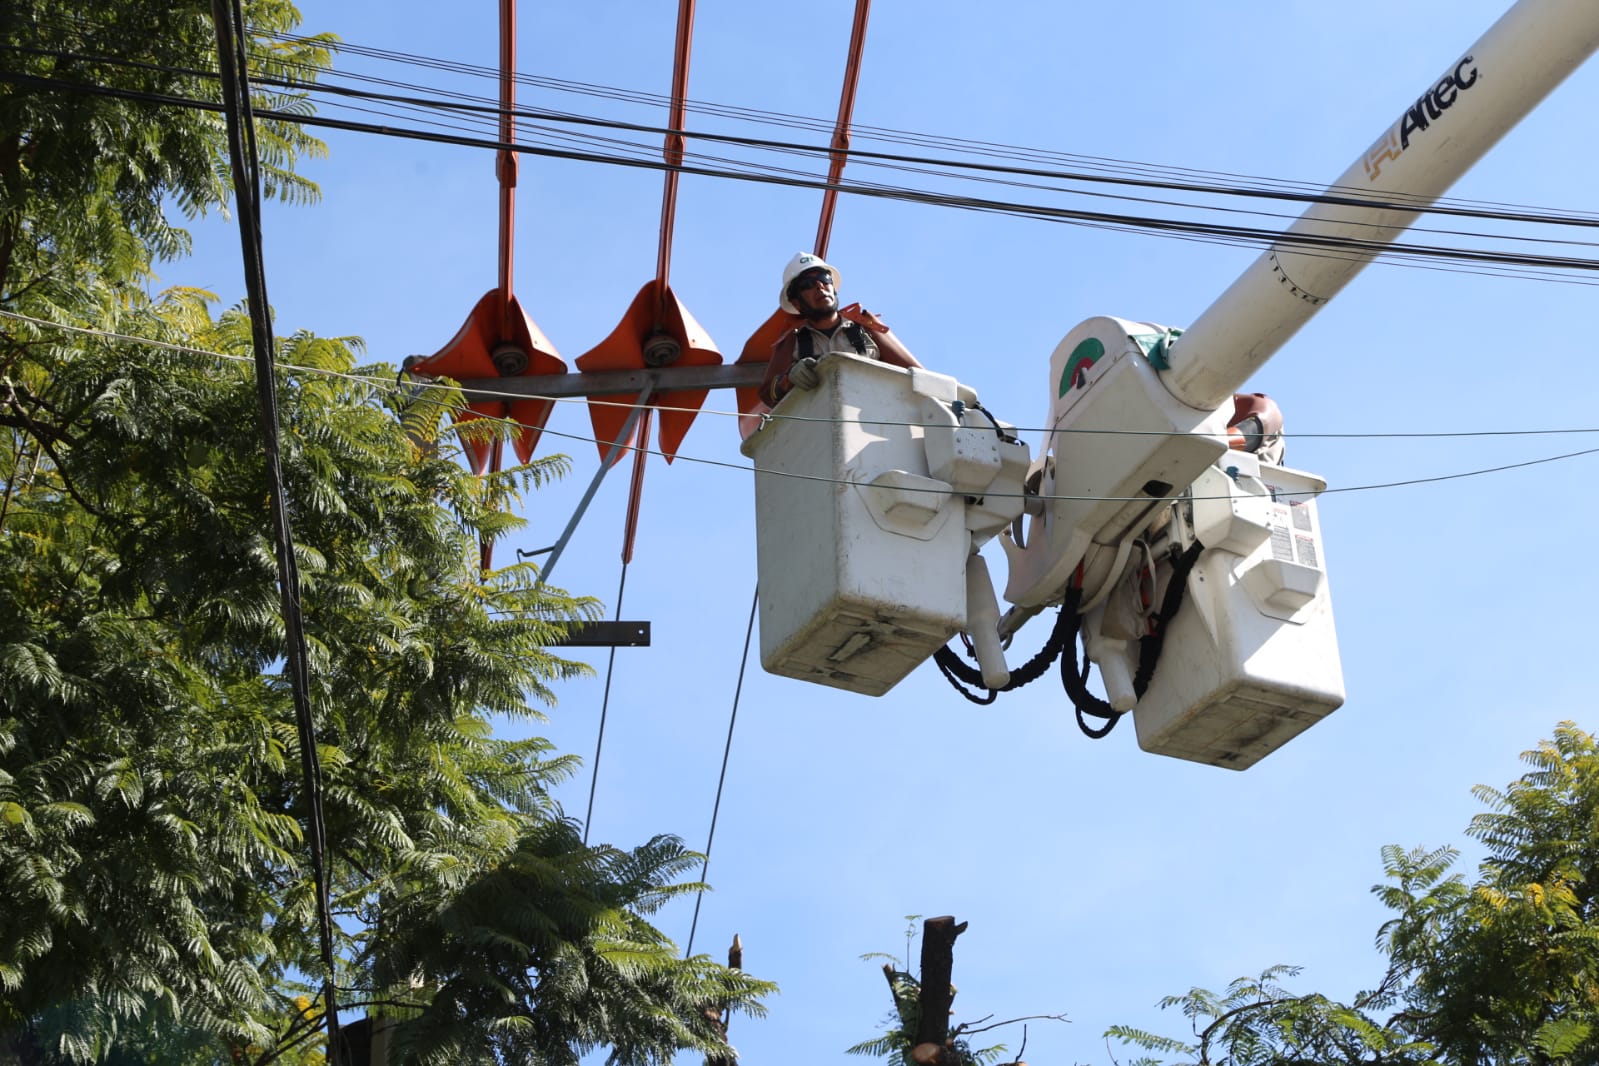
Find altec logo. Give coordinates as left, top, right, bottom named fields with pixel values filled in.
left=1362, top=55, right=1480, bottom=180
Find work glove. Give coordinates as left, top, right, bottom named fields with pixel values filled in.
left=787, top=356, right=821, bottom=391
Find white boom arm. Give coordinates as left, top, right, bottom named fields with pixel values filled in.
left=1166, top=0, right=1599, bottom=412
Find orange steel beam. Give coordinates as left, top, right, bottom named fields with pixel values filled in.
left=495, top=0, right=519, bottom=335
left=814, top=0, right=871, bottom=259
left=656, top=0, right=696, bottom=297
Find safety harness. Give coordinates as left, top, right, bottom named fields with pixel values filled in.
left=795, top=321, right=871, bottom=360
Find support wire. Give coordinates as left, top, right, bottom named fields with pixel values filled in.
left=686, top=587, right=758, bottom=957
left=582, top=562, right=630, bottom=845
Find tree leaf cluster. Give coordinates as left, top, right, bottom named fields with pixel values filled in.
left=0, top=0, right=328, bottom=312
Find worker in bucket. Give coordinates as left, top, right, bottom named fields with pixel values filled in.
left=1228, top=391, right=1286, bottom=465
left=758, top=252, right=922, bottom=407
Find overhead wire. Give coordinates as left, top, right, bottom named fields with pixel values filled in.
left=243, top=28, right=1599, bottom=224
left=232, top=63, right=1599, bottom=253
left=7, top=40, right=1599, bottom=287
left=270, top=74, right=1599, bottom=240
left=10, top=62, right=1599, bottom=289
left=16, top=36, right=1599, bottom=245
left=684, top=588, right=758, bottom=959
left=203, top=0, right=344, bottom=1058
left=237, top=24, right=1599, bottom=219
left=17, top=9, right=1599, bottom=231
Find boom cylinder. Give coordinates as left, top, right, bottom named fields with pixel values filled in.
left=1162, top=0, right=1599, bottom=413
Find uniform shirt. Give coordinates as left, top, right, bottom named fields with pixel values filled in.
left=758, top=321, right=879, bottom=407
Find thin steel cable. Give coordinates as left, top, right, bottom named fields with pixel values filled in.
left=686, top=587, right=758, bottom=958
left=582, top=562, right=629, bottom=845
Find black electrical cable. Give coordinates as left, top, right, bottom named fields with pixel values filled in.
left=1133, top=541, right=1205, bottom=695
left=581, top=563, right=628, bottom=846
left=935, top=649, right=999, bottom=705
left=207, top=2, right=344, bottom=1058
left=10, top=36, right=1599, bottom=250
left=12, top=65, right=1597, bottom=286
left=17, top=11, right=1599, bottom=233
left=244, top=67, right=1599, bottom=244
left=0, top=67, right=1585, bottom=281
left=233, top=25, right=1599, bottom=220
left=10, top=33, right=1599, bottom=275
left=1055, top=586, right=1121, bottom=738
left=1056, top=539, right=1207, bottom=740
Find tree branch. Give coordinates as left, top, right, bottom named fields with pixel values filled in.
left=956, top=1013, right=1070, bottom=1037
left=1196, top=994, right=1297, bottom=1064
left=0, top=409, right=76, bottom=448
left=28, top=427, right=107, bottom=520
left=0, top=436, right=34, bottom=533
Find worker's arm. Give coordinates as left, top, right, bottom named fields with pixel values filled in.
left=759, top=330, right=799, bottom=407
left=842, top=303, right=921, bottom=370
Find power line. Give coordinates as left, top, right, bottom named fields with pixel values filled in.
left=9, top=62, right=1598, bottom=288
left=14, top=32, right=1599, bottom=237
left=14, top=308, right=1599, bottom=442
left=7, top=40, right=1599, bottom=286
left=240, top=24, right=1599, bottom=222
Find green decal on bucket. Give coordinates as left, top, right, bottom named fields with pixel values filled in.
left=1059, top=337, right=1105, bottom=396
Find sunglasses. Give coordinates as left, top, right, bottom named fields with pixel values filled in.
left=792, top=272, right=833, bottom=293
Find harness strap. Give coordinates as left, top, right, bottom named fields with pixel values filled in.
left=796, top=322, right=868, bottom=360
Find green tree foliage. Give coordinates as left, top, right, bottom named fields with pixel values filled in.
left=0, top=3, right=772, bottom=1063
left=1109, top=723, right=1599, bottom=1066
left=0, top=0, right=328, bottom=309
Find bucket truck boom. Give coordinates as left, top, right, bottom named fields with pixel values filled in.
left=741, top=0, right=1599, bottom=768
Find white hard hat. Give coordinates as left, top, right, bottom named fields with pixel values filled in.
left=778, top=252, right=840, bottom=314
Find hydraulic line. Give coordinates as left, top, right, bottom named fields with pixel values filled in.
left=933, top=604, right=1073, bottom=701
left=1060, top=540, right=1206, bottom=738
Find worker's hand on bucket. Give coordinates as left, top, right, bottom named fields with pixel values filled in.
left=788, top=357, right=821, bottom=391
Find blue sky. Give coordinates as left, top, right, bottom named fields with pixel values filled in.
left=174, top=0, right=1599, bottom=1060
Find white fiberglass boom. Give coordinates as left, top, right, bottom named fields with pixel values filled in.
left=1163, top=0, right=1599, bottom=412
